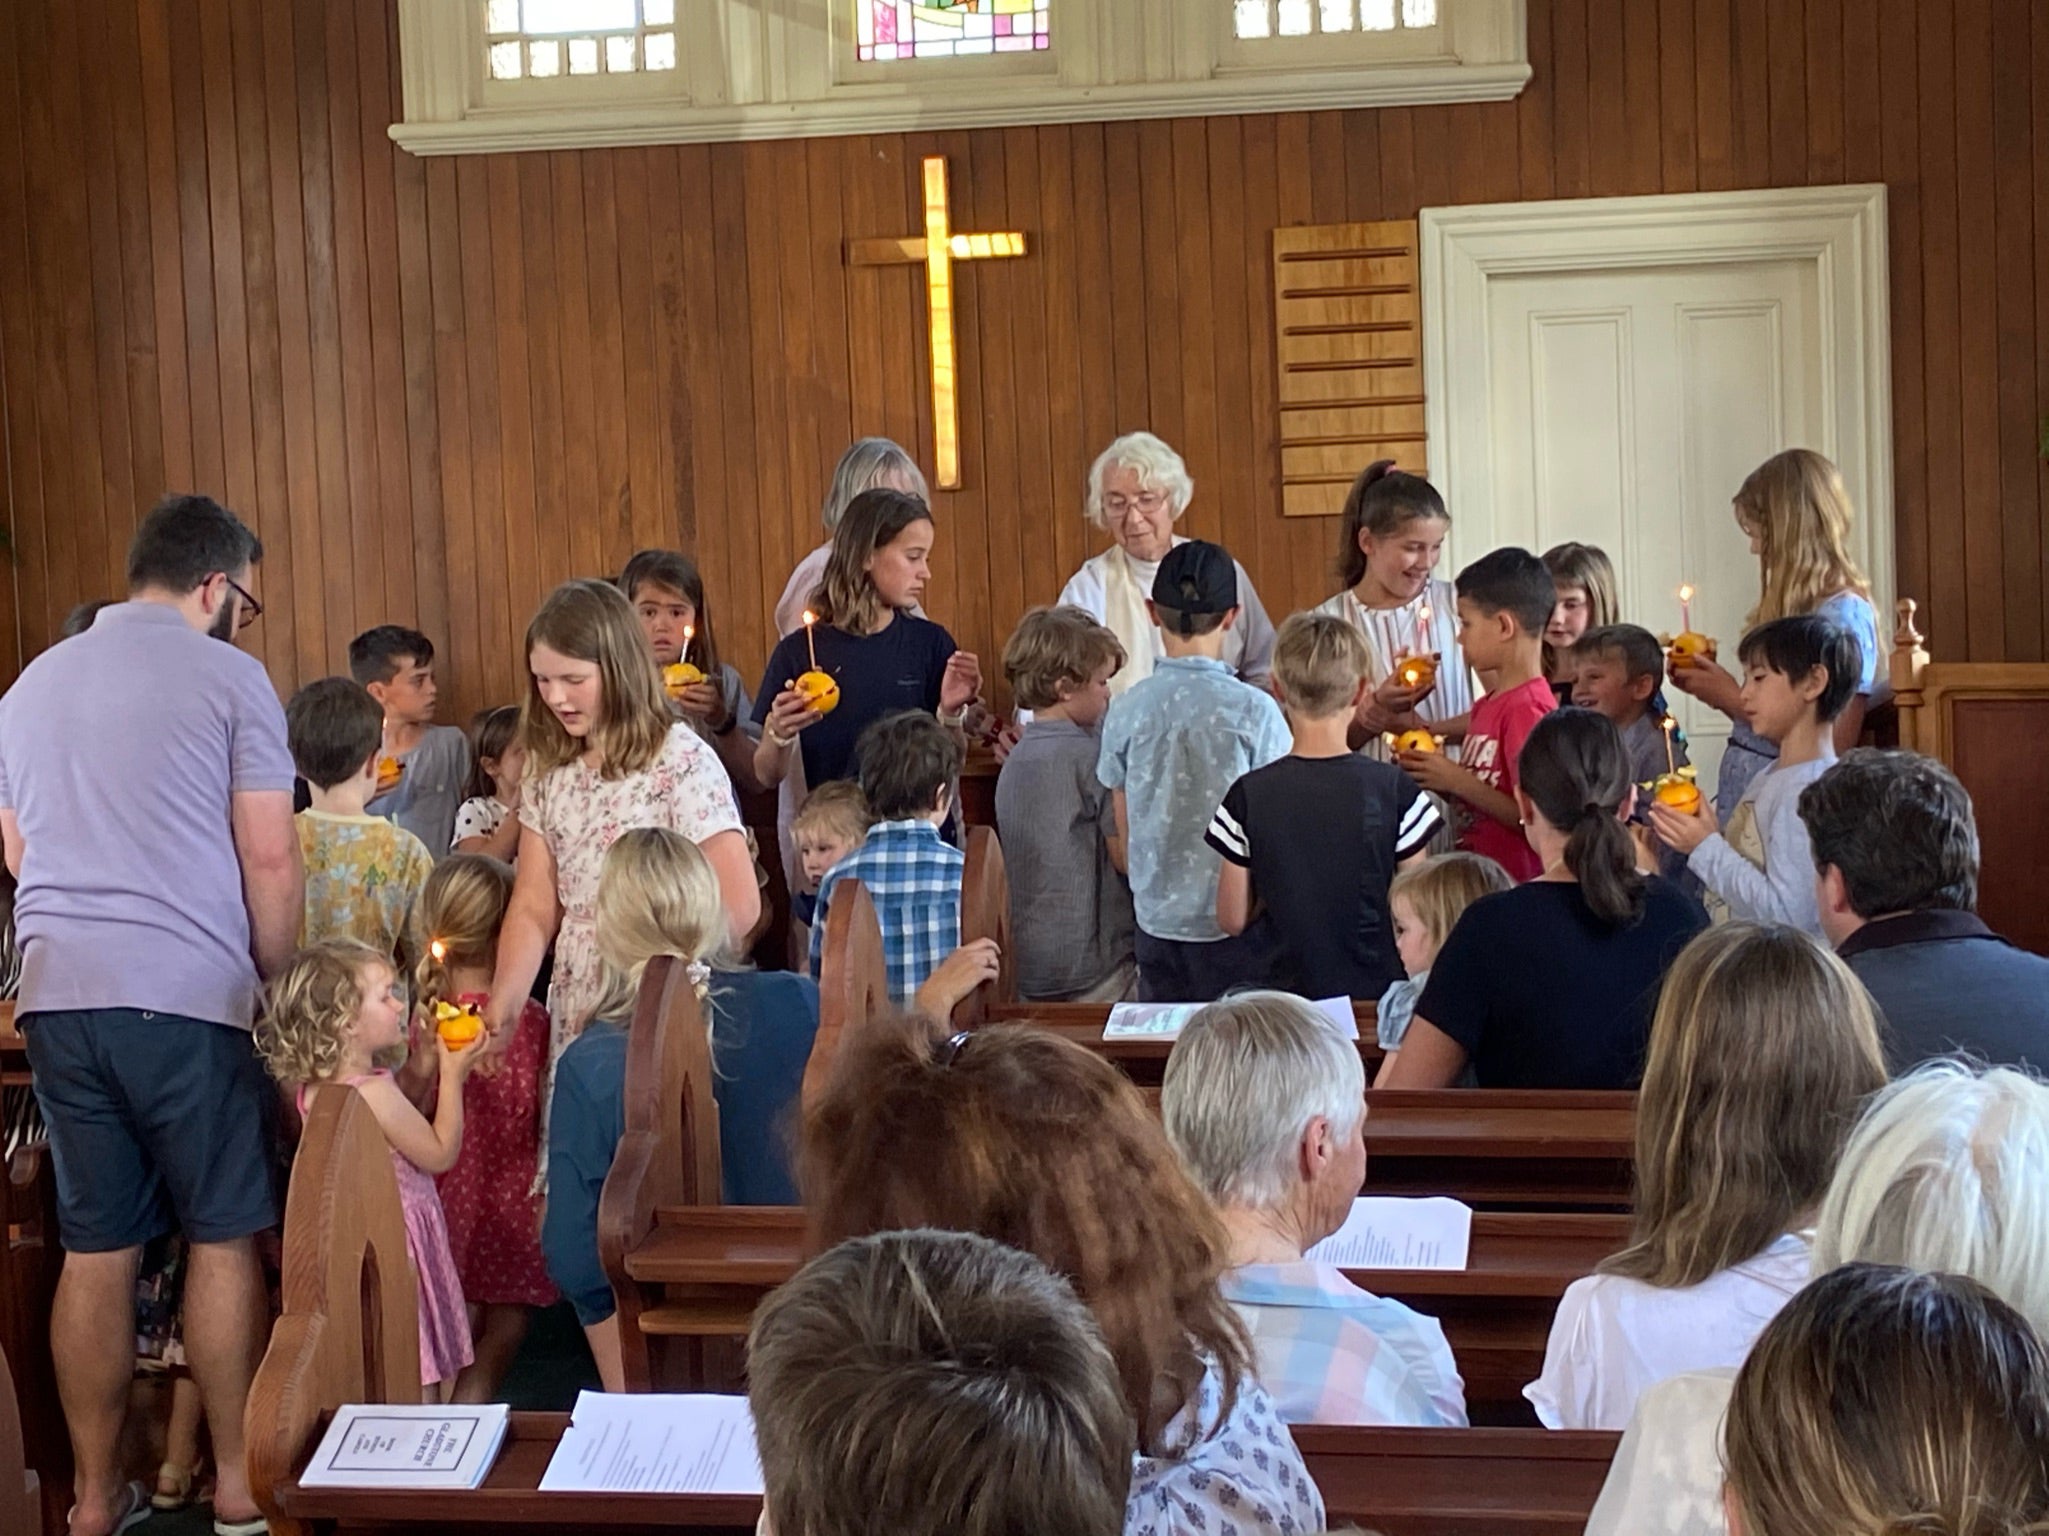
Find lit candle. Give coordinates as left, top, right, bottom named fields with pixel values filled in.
left=1661, top=715, right=1678, bottom=778
left=682, top=623, right=694, bottom=664
left=1678, top=583, right=1694, bottom=635
left=430, top=938, right=447, bottom=963
left=1414, top=600, right=1432, bottom=654
left=801, top=609, right=819, bottom=672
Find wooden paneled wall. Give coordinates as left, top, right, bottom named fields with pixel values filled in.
left=1, top=0, right=2047, bottom=721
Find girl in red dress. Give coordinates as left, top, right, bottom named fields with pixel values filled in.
left=416, top=854, right=558, bottom=1401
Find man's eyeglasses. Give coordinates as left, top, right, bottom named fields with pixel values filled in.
left=223, top=575, right=263, bottom=630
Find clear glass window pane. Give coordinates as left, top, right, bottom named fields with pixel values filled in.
left=522, top=0, right=636, bottom=33
left=1401, top=0, right=1437, bottom=23
left=485, top=0, right=520, bottom=36
left=1360, top=0, right=1396, bottom=28
left=643, top=0, right=674, bottom=22
left=1319, top=0, right=1353, bottom=29
left=606, top=33, right=636, bottom=70
left=489, top=39, right=524, bottom=77
left=644, top=30, right=676, bottom=70
left=568, top=35, right=600, bottom=73
left=1277, top=0, right=1312, bottom=35
left=1234, top=0, right=1271, bottom=36
left=528, top=38, right=560, bottom=75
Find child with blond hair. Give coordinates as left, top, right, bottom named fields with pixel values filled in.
left=1374, top=852, right=1513, bottom=1085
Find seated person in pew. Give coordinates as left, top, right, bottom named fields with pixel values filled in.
left=1381, top=709, right=1710, bottom=1090
left=809, top=711, right=966, bottom=1004
left=1723, top=1264, right=2049, bottom=1536
left=258, top=939, right=481, bottom=1393
left=802, top=1015, right=1326, bottom=1536
left=1799, top=748, right=2049, bottom=1073
left=1587, top=1061, right=2049, bottom=1536
left=790, top=779, right=873, bottom=967
left=1524, top=923, right=1886, bottom=1430
left=543, top=827, right=996, bottom=1390
left=747, top=1228, right=1137, bottom=1536
left=996, top=605, right=1138, bottom=1004
left=1372, top=852, right=1511, bottom=1086
left=1207, top=614, right=1443, bottom=1003
left=1160, top=991, right=1467, bottom=1427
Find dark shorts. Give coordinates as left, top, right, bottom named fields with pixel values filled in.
left=23, top=1008, right=278, bottom=1253
left=1135, top=930, right=1269, bottom=1004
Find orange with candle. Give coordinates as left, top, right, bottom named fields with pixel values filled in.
left=793, top=610, right=840, bottom=714
left=432, top=999, right=484, bottom=1049
left=663, top=623, right=705, bottom=694
left=1650, top=716, right=1702, bottom=815
left=374, top=754, right=404, bottom=796
left=1663, top=584, right=1715, bottom=669
left=1389, top=728, right=1441, bottom=755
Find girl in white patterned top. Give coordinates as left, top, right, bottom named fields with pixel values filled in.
left=452, top=704, right=523, bottom=863
left=1311, top=460, right=1476, bottom=761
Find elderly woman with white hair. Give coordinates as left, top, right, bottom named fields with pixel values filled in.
left=1057, top=432, right=1277, bottom=695
left=1584, top=1059, right=2049, bottom=1536
left=1161, top=991, right=1467, bottom=1428
left=774, top=437, right=929, bottom=638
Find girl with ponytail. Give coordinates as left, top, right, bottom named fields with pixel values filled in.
left=1381, top=709, right=1710, bottom=1091
left=414, top=854, right=557, bottom=1401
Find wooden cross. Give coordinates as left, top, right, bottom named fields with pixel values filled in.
left=847, top=155, right=1027, bottom=491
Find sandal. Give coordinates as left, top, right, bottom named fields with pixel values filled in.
left=151, top=1458, right=199, bottom=1511
left=66, top=1479, right=151, bottom=1536
left=212, top=1516, right=270, bottom=1536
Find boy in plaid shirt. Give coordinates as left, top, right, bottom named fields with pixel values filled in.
left=810, top=711, right=967, bottom=1001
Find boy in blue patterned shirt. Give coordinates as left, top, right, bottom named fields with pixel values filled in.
left=811, top=711, right=966, bottom=1002
left=1098, top=542, right=1291, bottom=1002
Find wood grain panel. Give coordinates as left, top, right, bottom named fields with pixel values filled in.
left=0, top=0, right=2043, bottom=717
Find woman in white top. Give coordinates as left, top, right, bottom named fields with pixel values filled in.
left=1585, top=1059, right=2049, bottom=1536
left=1309, top=460, right=1475, bottom=761
left=1526, top=922, right=1885, bottom=1431
left=1057, top=432, right=1275, bottom=695
left=773, top=437, right=928, bottom=640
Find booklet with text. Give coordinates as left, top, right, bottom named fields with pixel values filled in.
left=298, top=1403, right=509, bottom=1489
left=539, top=1391, right=764, bottom=1495
left=1103, top=995, right=1357, bottom=1041
left=1306, top=1196, right=1474, bottom=1270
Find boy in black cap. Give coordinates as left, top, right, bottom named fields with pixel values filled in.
left=1096, top=541, right=1291, bottom=1002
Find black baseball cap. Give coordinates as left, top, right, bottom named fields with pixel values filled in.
left=1151, top=540, right=1238, bottom=622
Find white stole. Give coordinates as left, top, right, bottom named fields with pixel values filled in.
left=1102, top=546, right=1158, bottom=697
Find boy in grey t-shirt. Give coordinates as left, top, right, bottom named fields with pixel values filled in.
left=995, top=606, right=1136, bottom=1002
left=351, top=624, right=472, bottom=859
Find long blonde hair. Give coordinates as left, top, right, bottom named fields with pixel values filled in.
left=414, top=855, right=513, bottom=1012
left=1603, top=923, right=1886, bottom=1288
left=256, top=939, right=390, bottom=1086
left=522, top=579, right=672, bottom=779
left=583, top=827, right=725, bottom=1029
left=1735, top=448, right=1873, bottom=626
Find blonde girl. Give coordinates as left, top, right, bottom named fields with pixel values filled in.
left=1525, top=922, right=1885, bottom=1430
left=1668, top=449, right=1883, bottom=821
left=1312, top=460, right=1476, bottom=759
left=1541, top=543, right=1619, bottom=699
left=1373, top=853, right=1513, bottom=1086
left=1723, top=1263, right=2049, bottom=1536
left=481, top=578, right=760, bottom=1062
left=414, top=855, right=554, bottom=1402
left=259, top=939, right=480, bottom=1389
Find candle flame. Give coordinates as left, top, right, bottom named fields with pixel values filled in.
left=801, top=610, right=816, bottom=626
left=1677, top=584, right=1694, bottom=603
left=430, top=939, right=447, bottom=962
left=1418, top=602, right=1431, bottom=623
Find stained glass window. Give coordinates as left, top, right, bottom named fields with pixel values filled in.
left=484, top=0, right=678, bottom=81
left=1232, top=0, right=1435, bottom=40
left=856, top=0, right=1052, bottom=62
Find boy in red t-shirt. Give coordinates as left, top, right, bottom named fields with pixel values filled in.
left=1395, top=548, right=1556, bottom=881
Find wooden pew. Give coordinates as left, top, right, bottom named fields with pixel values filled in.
left=592, top=957, right=728, bottom=1392
left=616, top=1204, right=1625, bottom=1422
left=986, top=1000, right=1384, bottom=1085
left=952, top=823, right=1015, bottom=1024
left=1, top=1005, right=68, bottom=1536
left=1890, top=598, right=2049, bottom=954
left=0, top=1341, right=39, bottom=1536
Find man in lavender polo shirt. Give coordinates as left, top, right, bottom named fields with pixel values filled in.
left=0, top=494, right=302, bottom=1536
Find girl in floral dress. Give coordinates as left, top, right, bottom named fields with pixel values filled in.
left=416, top=854, right=557, bottom=1401
left=482, top=579, right=759, bottom=1084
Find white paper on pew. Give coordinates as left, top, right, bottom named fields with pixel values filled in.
left=1103, top=996, right=1356, bottom=1041
left=539, top=1391, right=764, bottom=1495
left=1305, top=1196, right=1473, bottom=1270
left=299, top=1403, right=509, bottom=1488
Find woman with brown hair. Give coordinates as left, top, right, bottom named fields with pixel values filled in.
left=1524, top=923, right=1885, bottom=1429
left=801, top=1015, right=1324, bottom=1536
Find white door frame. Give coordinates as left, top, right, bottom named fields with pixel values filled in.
left=1418, top=184, right=1894, bottom=609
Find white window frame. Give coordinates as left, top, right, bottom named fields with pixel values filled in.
left=389, top=0, right=1529, bottom=155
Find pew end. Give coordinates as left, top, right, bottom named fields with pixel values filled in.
left=804, top=878, right=886, bottom=1111
left=246, top=1086, right=421, bottom=1534
left=952, top=825, right=1015, bottom=1026
left=596, top=956, right=726, bottom=1393
left=1888, top=597, right=2049, bottom=953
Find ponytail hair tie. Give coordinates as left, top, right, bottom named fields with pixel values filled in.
left=1581, top=800, right=1608, bottom=822
left=686, top=959, right=712, bottom=998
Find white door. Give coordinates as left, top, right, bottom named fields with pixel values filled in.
left=1484, top=260, right=1823, bottom=783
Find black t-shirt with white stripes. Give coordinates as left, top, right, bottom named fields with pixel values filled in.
left=1205, top=753, right=1440, bottom=1002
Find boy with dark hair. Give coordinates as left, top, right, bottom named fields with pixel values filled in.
left=348, top=624, right=470, bottom=858
left=1098, top=541, right=1291, bottom=1002
left=1799, top=748, right=2049, bottom=1072
left=1570, top=624, right=1689, bottom=789
left=286, top=677, right=435, bottom=974
left=747, top=1228, right=1136, bottom=1536
left=1207, top=612, right=1441, bottom=1001
left=810, top=711, right=968, bottom=1001
left=1651, top=613, right=1859, bottom=934
left=1396, top=547, right=1556, bottom=882
left=997, top=606, right=1136, bottom=1002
